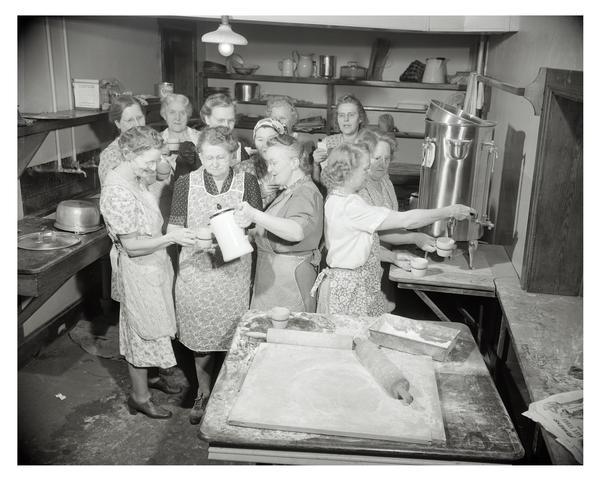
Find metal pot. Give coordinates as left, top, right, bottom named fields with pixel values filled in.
left=234, top=82, right=260, bottom=102
left=54, top=199, right=102, bottom=234
left=426, top=100, right=483, bottom=126
left=340, top=61, right=367, bottom=80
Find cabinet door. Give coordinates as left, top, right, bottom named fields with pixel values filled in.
left=521, top=69, right=583, bottom=296
left=428, top=16, right=512, bottom=32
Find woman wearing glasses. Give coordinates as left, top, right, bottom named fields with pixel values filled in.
left=236, top=134, right=323, bottom=312
left=312, top=94, right=368, bottom=183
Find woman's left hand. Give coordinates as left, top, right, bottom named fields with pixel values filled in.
left=235, top=201, right=256, bottom=228
left=413, top=233, right=437, bottom=253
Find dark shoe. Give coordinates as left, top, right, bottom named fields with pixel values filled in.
left=127, top=396, right=172, bottom=419
left=148, top=377, right=183, bottom=395
left=158, top=367, right=176, bottom=376
left=189, top=393, right=209, bottom=425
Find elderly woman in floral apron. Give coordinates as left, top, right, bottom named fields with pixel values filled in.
left=355, top=127, right=437, bottom=311
left=235, top=118, right=287, bottom=207
left=237, top=134, right=323, bottom=312
left=100, top=126, right=198, bottom=419
left=167, top=126, right=262, bottom=425
left=312, top=143, right=476, bottom=316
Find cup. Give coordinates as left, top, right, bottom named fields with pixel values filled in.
left=270, top=306, right=290, bottom=329
left=167, top=139, right=180, bottom=154
left=156, top=160, right=172, bottom=181
left=436, top=237, right=455, bottom=257
left=196, top=226, right=213, bottom=249
left=410, top=257, right=428, bottom=277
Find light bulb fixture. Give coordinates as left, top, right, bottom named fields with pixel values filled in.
left=202, top=16, right=247, bottom=58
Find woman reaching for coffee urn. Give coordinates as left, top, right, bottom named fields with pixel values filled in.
left=236, top=134, right=323, bottom=312
left=312, top=143, right=475, bottom=316
left=100, top=126, right=198, bottom=419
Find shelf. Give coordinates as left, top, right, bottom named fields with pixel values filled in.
left=19, top=110, right=108, bottom=138
left=236, top=100, right=329, bottom=109
left=202, top=72, right=466, bottom=91
left=363, top=106, right=427, bottom=113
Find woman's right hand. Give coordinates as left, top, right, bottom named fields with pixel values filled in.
left=167, top=228, right=197, bottom=247
left=312, top=148, right=328, bottom=165
left=449, top=204, right=477, bottom=221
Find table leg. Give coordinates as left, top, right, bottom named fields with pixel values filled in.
left=414, top=289, right=452, bottom=322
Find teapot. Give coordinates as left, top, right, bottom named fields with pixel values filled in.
left=422, top=57, right=448, bottom=84
left=292, top=51, right=314, bottom=78
left=278, top=57, right=296, bottom=77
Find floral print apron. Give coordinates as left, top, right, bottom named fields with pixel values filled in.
left=175, top=167, right=252, bottom=352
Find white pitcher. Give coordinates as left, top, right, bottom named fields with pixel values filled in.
left=422, top=57, right=448, bottom=84
left=278, top=57, right=296, bottom=77
left=209, top=208, right=253, bottom=262
left=293, top=51, right=314, bottom=78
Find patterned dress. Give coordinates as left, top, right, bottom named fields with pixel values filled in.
left=169, top=167, right=262, bottom=352
left=98, top=139, right=122, bottom=187
left=100, top=170, right=177, bottom=369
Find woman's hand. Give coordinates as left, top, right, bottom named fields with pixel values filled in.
left=235, top=202, right=256, bottom=228
left=413, top=233, right=437, bottom=253
left=449, top=204, right=477, bottom=221
left=393, top=251, right=415, bottom=271
left=166, top=228, right=197, bottom=247
left=312, top=148, right=328, bottom=165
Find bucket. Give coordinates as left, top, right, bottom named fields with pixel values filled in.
left=209, top=208, right=253, bottom=262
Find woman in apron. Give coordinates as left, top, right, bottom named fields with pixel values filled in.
left=237, top=134, right=323, bottom=312
left=167, top=126, right=262, bottom=425
left=312, top=143, right=476, bottom=316
left=355, top=127, right=436, bottom=312
left=100, top=126, right=198, bottom=419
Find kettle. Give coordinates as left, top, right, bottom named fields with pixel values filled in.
left=422, top=57, right=448, bottom=84
left=278, top=57, right=296, bottom=77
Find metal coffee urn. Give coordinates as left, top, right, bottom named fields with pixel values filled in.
left=417, top=100, right=498, bottom=269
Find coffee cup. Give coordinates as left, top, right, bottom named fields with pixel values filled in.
left=436, top=237, right=455, bottom=257
left=196, top=226, right=213, bottom=249
left=270, top=306, right=290, bottom=329
left=410, top=257, right=428, bottom=277
left=167, top=139, right=180, bottom=154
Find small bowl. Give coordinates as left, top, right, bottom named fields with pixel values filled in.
left=269, top=306, right=290, bottom=329
left=436, top=247, right=454, bottom=258
left=234, top=65, right=260, bottom=75
left=436, top=237, right=455, bottom=250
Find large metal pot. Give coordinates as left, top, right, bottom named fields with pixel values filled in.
left=234, top=82, right=260, bottom=102
left=54, top=199, right=102, bottom=234
left=426, top=100, right=482, bottom=126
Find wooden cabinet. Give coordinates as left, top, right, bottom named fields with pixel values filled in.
left=521, top=69, right=583, bottom=296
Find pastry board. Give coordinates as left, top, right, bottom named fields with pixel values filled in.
left=228, top=342, right=445, bottom=444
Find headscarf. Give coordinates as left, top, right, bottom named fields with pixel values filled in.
left=252, top=118, right=287, bottom=139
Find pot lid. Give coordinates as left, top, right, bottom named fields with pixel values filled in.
left=18, top=231, right=81, bottom=251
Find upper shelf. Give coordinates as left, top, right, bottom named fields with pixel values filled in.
left=202, top=73, right=466, bottom=91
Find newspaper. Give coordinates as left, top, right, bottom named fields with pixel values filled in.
left=522, top=390, right=583, bottom=463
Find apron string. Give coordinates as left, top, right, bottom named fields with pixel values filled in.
left=310, top=268, right=330, bottom=298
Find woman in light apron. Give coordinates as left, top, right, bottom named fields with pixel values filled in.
left=354, top=127, right=437, bottom=312
left=167, top=126, right=262, bottom=425
left=100, top=126, right=198, bottom=419
left=312, top=143, right=476, bottom=316
left=237, top=134, right=323, bottom=312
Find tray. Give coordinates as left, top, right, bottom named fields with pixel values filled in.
left=368, top=314, right=460, bottom=361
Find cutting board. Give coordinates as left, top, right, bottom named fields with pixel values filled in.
left=389, top=247, right=495, bottom=292
left=228, top=342, right=445, bottom=444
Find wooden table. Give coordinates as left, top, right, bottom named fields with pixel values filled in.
left=199, top=311, right=524, bottom=464
left=389, top=245, right=497, bottom=322
left=18, top=216, right=112, bottom=327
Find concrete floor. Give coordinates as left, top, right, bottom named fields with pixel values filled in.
left=18, top=289, right=439, bottom=465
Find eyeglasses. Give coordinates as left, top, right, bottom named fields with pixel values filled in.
left=337, top=112, right=358, bottom=120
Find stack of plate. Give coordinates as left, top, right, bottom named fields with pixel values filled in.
left=203, top=61, right=227, bottom=74
left=206, top=87, right=231, bottom=98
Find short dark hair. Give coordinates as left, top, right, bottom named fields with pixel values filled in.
left=108, top=95, right=144, bottom=124
left=197, top=126, right=238, bottom=154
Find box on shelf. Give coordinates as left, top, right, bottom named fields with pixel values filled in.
left=72, top=79, right=108, bottom=110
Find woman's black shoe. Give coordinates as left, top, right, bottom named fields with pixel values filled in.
left=189, top=393, right=209, bottom=425
left=148, top=377, right=183, bottom=395
left=127, top=396, right=172, bottom=419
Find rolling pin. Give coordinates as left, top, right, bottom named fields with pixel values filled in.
left=244, top=328, right=354, bottom=350
left=354, top=337, right=414, bottom=405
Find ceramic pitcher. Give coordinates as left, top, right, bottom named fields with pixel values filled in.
left=422, top=57, right=448, bottom=84
left=278, top=57, right=296, bottom=77
left=293, top=51, right=314, bottom=78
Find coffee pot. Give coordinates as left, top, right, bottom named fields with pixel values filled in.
left=422, top=57, right=448, bottom=84
left=278, top=57, right=296, bottom=77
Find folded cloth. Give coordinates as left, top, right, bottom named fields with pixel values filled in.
left=400, top=60, right=426, bottom=82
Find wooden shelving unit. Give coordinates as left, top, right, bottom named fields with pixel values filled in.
left=199, top=72, right=465, bottom=137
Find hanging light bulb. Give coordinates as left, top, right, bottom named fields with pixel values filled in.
left=202, top=16, right=247, bottom=58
